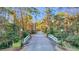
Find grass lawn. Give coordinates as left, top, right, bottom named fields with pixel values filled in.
left=12, top=40, right=21, bottom=49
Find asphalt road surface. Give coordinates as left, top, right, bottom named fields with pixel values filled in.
left=21, top=31, right=57, bottom=51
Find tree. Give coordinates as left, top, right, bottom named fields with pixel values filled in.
left=45, top=7, right=55, bottom=32
left=30, top=7, right=40, bottom=32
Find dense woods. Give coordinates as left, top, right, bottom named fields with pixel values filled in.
left=0, top=7, right=79, bottom=50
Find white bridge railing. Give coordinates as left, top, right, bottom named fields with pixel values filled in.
left=48, top=34, right=59, bottom=43
left=22, top=35, right=31, bottom=44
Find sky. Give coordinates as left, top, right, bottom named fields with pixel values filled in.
left=31, top=7, right=79, bottom=22
left=0, top=7, right=79, bottom=22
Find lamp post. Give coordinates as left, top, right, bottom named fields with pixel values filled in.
left=51, top=20, right=54, bottom=28
left=60, top=29, right=64, bottom=45
left=20, top=28, right=23, bottom=47
left=20, top=28, right=23, bottom=38
left=52, top=20, right=54, bottom=23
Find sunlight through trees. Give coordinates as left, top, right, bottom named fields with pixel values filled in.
left=0, top=7, right=79, bottom=50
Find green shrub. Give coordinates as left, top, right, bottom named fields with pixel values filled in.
left=13, top=35, right=20, bottom=43
left=66, top=35, right=79, bottom=47
left=0, top=20, right=21, bottom=49
left=0, top=31, right=20, bottom=49
left=49, top=28, right=58, bottom=34
left=50, top=28, right=68, bottom=40
left=0, top=39, right=12, bottom=49
left=22, top=31, right=29, bottom=38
